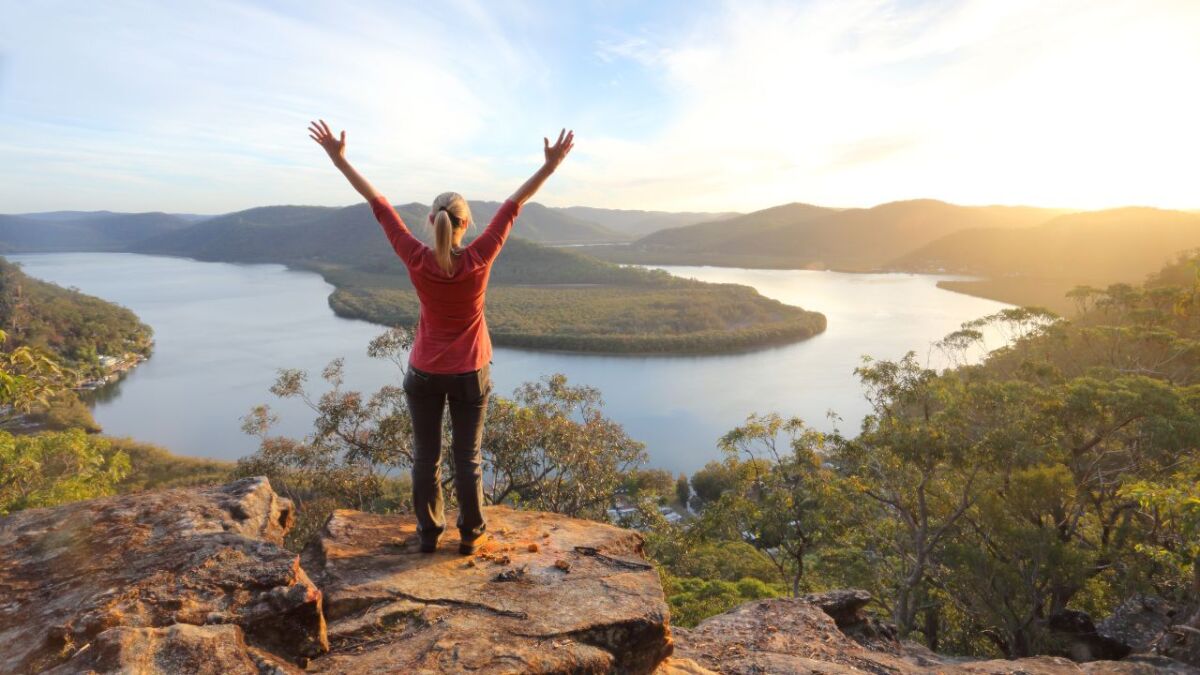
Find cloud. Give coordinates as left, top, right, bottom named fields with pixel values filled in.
left=0, top=0, right=535, bottom=212
left=561, top=0, right=1200, bottom=212
left=1, top=0, right=1197, bottom=212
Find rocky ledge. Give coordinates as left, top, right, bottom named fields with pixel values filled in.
left=300, top=507, right=672, bottom=673
left=0, top=477, right=326, bottom=674
left=2, top=478, right=1197, bottom=674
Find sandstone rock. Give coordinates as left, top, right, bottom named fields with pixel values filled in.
left=671, top=597, right=918, bottom=674
left=301, top=506, right=672, bottom=674
left=1049, top=608, right=1133, bottom=661
left=672, top=597, right=1200, bottom=674
left=652, top=656, right=719, bottom=674
left=44, top=624, right=303, bottom=675
left=803, top=589, right=900, bottom=654
left=1099, top=596, right=1184, bottom=654
left=0, top=477, right=327, bottom=673
left=1151, top=613, right=1200, bottom=670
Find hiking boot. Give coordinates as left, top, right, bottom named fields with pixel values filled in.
left=417, top=528, right=441, bottom=553
left=459, top=531, right=488, bottom=555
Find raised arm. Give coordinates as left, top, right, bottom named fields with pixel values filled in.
left=509, top=129, right=574, bottom=206
left=308, top=119, right=381, bottom=202
left=309, top=119, right=424, bottom=265
left=468, top=129, right=575, bottom=264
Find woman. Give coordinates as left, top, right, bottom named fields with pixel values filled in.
left=308, top=119, right=574, bottom=555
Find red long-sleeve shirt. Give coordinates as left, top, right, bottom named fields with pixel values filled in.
left=369, top=195, right=521, bottom=374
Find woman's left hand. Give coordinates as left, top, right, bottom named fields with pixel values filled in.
left=308, top=119, right=347, bottom=163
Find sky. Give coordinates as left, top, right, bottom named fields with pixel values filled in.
left=1, top=0, right=1198, bottom=214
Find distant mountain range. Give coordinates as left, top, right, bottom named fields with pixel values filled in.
left=2, top=202, right=737, bottom=255
left=560, top=206, right=741, bottom=238
left=0, top=211, right=197, bottom=253
left=596, top=199, right=1069, bottom=271
left=891, top=207, right=1200, bottom=280
left=9, top=198, right=1200, bottom=316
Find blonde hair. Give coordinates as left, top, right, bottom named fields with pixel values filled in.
left=428, top=192, right=472, bottom=275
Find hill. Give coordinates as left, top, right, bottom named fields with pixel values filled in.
left=132, top=200, right=627, bottom=263
left=0, top=211, right=194, bottom=253
left=582, top=200, right=1066, bottom=271
left=0, top=256, right=152, bottom=371
left=895, top=207, right=1200, bottom=314
left=559, top=206, right=741, bottom=238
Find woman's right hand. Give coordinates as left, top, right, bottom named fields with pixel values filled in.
left=308, top=119, right=347, bottom=164
left=543, top=129, right=575, bottom=170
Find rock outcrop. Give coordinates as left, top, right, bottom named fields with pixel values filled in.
left=5, top=479, right=1198, bottom=674
left=672, top=597, right=1200, bottom=674
left=0, top=477, right=327, bottom=673
left=301, top=506, right=672, bottom=674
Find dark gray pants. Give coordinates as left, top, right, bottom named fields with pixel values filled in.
left=403, top=363, right=490, bottom=542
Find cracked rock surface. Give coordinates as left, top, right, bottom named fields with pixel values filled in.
left=301, top=506, right=673, bottom=674
left=0, top=477, right=328, bottom=673
left=672, top=598, right=1200, bottom=674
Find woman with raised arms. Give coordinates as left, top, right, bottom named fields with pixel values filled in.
left=309, top=119, right=574, bottom=554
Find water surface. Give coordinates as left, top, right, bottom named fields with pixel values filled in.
left=10, top=253, right=1011, bottom=475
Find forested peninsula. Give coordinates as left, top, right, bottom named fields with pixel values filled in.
left=126, top=201, right=826, bottom=353
left=0, top=256, right=153, bottom=431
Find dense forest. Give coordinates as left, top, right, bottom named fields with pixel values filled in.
left=0, top=257, right=152, bottom=374
left=642, top=252, right=1200, bottom=657
left=319, top=255, right=825, bottom=354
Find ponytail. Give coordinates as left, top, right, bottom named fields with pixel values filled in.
left=434, top=209, right=455, bottom=275
left=427, top=192, right=473, bottom=277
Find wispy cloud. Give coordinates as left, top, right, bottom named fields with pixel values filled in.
left=561, top=0, right=1200, bottom=211
left=0, top=0, right=1197, bottom=213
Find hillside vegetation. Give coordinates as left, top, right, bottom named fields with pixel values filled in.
left=896, top=207, right=1200, bottom=314
left=320, top=263, right=825, bottom=353
left=0, top=257, right=152, bottom=372
left=584, top=200, right=1065, bottom=271
left=0, top=211, right=193, bottom=253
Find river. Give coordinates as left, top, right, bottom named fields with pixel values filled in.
left=9, top=252, right=1011, bottom=475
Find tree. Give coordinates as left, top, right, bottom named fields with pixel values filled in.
left=696, top=413, right=845, bottom=597
left=237, top=328, right=646, bottom=545
left=836, top=353, right=1021, bottom=641
left=689, top=460, right=737, bottom=506
left=0, top=330, right=73, bottom=427
left=482, top=374, right=646, bottom=519
left=235, top=328, right=416, bottom=548
left=676, top=473, right=691, bottom=507
left=0, top=428, right=129, bottom=515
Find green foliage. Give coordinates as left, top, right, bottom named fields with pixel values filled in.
left=0, top=257, right=152, bottom=375
left=105, top=437, right=234, bottom=492
left=0, top=429, right=129, bottom=515
left=483, top=374, right=646, bottom=519
left=689, top=460, right=739, bottom=506
left=235, top=328, right=415, bottom=549
left=661, top=572, right=784, bottom=628
left=696, top=414, right=850, bottom=596
left=674, top=256, right=1200, bottom=658
left=622, top=468, right=676, bottom=502
left=675, top=473, right=690, bottom=507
